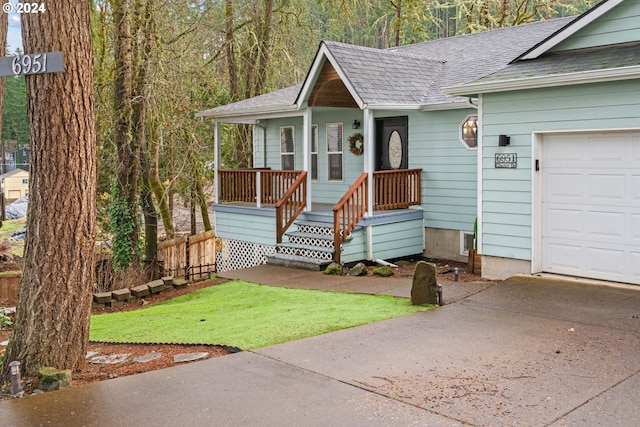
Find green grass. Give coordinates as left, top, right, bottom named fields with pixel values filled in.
left=90, top=281, right=431, bottom=350
left=0, top=218, right=26, bottom=258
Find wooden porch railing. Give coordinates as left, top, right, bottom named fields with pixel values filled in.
left=275, top=171, right=307, bottom=243
left=332, top=173, right=368, bottom=264
left=373, top=168, right=422, bottom=210
left=218, top=169, right=304, bottom=205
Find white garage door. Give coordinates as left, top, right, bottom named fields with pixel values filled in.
left=542, top=132, right=640, bottom=285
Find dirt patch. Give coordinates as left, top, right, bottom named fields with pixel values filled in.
left=352, top=257, right=483, bottom=283
left=1, top=278, right=232, bottom=398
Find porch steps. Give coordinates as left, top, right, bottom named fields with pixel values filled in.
left=265, top=253, right=332, bottom=271
left=265, top=220, right=337, bottom=271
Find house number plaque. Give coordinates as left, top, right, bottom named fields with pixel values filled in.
left=495, top=153, right=517, bottom=168
left=0, top=52, right=64, bottom=77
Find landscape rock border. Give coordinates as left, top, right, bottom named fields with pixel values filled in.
left=93, top=276, right=188, bottom=308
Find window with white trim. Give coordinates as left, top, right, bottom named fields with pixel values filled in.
left=459, top=114, right=478, bottom=150
left=311, top=125, right=318, bottom=181
left=326, top=123, right=343, bottom=181
left=280, top=126, right=295, bottom=170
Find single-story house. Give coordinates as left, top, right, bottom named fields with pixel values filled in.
left=0, top=168, right=29, bottom=202
left=198, top=0, right=640, bottom=286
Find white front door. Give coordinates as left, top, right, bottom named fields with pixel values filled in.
left=541, top=131, right=640, bottom=285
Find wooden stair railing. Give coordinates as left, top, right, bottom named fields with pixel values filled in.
left=275, top=171, right=307, bottom=244
left=332, top=173, right=368, bottom=264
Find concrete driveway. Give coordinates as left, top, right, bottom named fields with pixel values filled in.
left=0, top=274, right=638, bottom=426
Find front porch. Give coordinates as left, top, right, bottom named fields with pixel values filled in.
left=213, top=168, right=424, bottom=271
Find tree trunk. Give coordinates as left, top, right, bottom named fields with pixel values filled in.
left=3, top=1, right=96, bottom=378
left=113, top=0, right=140, bottom=268
left=150, top=122, right=174, bottom=239
left=132, top=0, right=158, bottom=261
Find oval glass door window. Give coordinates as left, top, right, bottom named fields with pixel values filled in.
left=388, top=130, right=403, bottom=169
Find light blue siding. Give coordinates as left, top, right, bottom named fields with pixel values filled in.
left=481, top=79, right=640, bottom=260
left=405, top=109, right=478, bottom=232
left=553, top=0, right=640, bottom=51
left=369, top=218, right=424, bottom=260
left=341, top=229, right=365, bottom=263
left=262, top=109, right=366, bottom=204
left=260, top=108, right=478, bottom=234
left=215, top=206, right=276, bottom=244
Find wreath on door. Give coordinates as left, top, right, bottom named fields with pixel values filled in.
left=348, top=133, right=364, bottom=156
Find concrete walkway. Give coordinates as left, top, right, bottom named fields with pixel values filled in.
left=1, top=268, right=639, bottom=426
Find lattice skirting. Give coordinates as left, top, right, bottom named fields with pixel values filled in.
left=276, top=245, right=333, bottom=260
left=215, top=238, right=276, bottom=272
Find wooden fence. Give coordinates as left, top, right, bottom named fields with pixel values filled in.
left=157, top=230, right=216, bottom=280
left=0, top=272, right=21, bottom=306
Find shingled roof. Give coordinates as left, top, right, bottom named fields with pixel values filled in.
left=198, top=16, right=576, bottom=118
left=471, top=42, right=640, bottom=83
left=308, top=41, right=446, bottom=106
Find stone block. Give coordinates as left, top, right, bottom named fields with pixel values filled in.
left=92, top=302, right=105, bottom=309
left=147, top=280, right=165, bottom=294
left=173, top=278, right=188, bottom=289
left=106, top=300, right=124, bottom=308
left=131, top=285, right=150, bottom=298
left=93, top=292, right=112, bottom=304
left=38, top=367, right=72, bottom=391
left=349, top=262, right=368, bottom=276
left=411, top=261, right=439, bottom=305
left=323, top=262, right=342, bottom=275
left=373, top=266, right=394, bottom=277
left=112, top=288, right=131, bottom=302
left=161, top=276, right=174, bottom=286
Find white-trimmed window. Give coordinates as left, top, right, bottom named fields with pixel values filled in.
left=459, top=114, right=478, bottom=150
left=311, top=125, right=318, bottom=181
left=280, top=126, right=295, bottom=170
left=460, top=231, right=475, bottom=256
left=326, top=123, right=343, bottom=181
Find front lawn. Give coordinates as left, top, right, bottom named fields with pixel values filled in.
left=90, top=280, right=431, bottom=350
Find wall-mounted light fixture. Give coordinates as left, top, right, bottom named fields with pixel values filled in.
left=498, top=134, right=511, bottom=147
left=352, top=120, right=361, bottom=130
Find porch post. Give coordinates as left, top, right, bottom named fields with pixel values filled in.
left=303, top=108, right=312, bottom=211
left=214, top=120, right=221, bottom=204
left=364, top=108, right=374, bottom=217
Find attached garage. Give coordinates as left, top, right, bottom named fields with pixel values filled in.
left=540, top=131, right=640, bottom=285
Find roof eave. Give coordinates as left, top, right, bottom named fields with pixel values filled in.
left=515, top=0, right=624, bottom=61
left=443, top=65, right=640, bottom=96
left=419, top=100, right=471, bottom=111
left=195, top=104, right=301, bottom=121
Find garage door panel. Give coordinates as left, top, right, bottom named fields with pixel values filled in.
left=587, top=174, right=625, bottom=201
left=543, top=241, right=583, bottom=271
left=544, top=137, right=582, bottom=167
left=542, top=131, right=640, bottom=285
left=545, top=207, right=582, bottom=236
left=633, top=214, right=640, bottom=240
left=586, top=246, right=625, bottom=276
left=586, top=210, right=625, bottom=240
left=632, top=252, right=640, bottom=277
left=633, top=176, right=640, bottom=201
left=545, top=173, right=583, bottom=201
